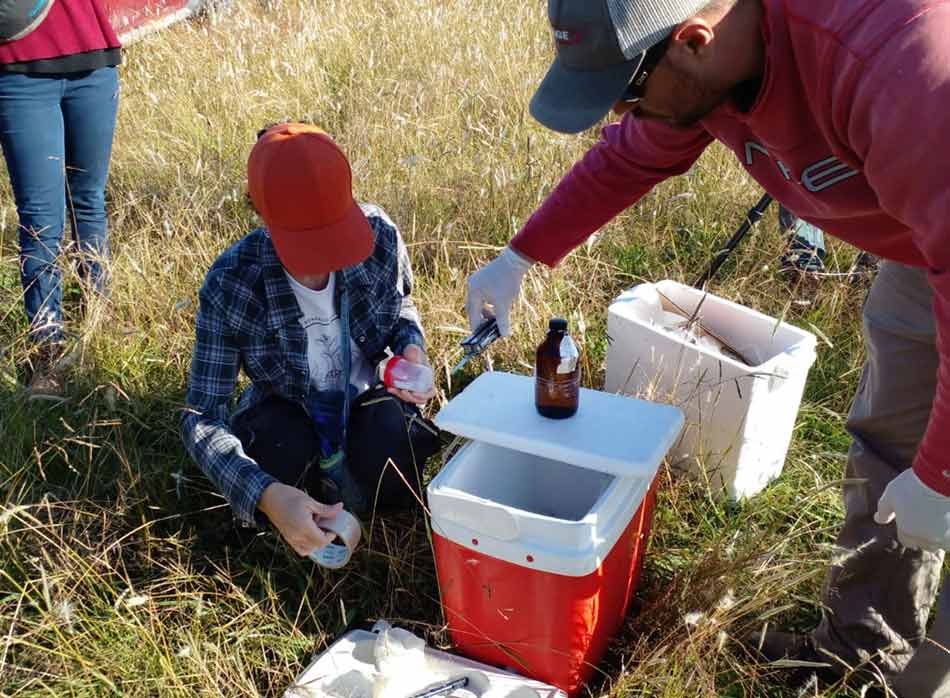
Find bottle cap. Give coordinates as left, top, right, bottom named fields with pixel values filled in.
left=378, top=355, right=397, bottom=385
left=549, top=318, right=568, bottom=332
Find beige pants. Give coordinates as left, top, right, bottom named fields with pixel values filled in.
left=813, top=262, right=948, bottom=697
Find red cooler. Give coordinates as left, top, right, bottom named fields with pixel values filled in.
left=428, top=372, right=684, bottom=694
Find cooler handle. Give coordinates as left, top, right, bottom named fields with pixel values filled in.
left=768, top=345, right=817, bottom=392
left=437, top=496, right=520, bottom=542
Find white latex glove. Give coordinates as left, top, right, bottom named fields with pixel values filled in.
left=874, top=469, right=950, bottom=552
left=465, top=246, right=534, bottom=337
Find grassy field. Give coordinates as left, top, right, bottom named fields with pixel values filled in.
left=0, top=1, right=897, bottom=696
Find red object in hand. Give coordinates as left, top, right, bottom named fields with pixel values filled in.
left=378, top=355, right=434, bottom=394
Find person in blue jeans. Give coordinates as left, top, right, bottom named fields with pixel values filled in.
left=779, top=204, right=878, bottom=280
left=0, top=0, right=122, bottom=395
left=779, top=204, right=826, bottom=274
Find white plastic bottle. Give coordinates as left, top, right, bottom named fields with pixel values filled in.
left=378, top=356, right=434, bottom=393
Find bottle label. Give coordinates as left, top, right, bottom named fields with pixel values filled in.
left=536, top=375, right=580, bottom=401
left=557, top=335, right=579, bottom=374
left=310, top=541, right=350, bottom=569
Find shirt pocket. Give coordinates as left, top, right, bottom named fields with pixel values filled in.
left=376, top=282, right=402, bottom=325
left=357, top=284, right=400, bottom=354
left=241, top=331, right=288, bottom=388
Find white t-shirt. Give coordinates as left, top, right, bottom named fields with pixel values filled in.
left=284, top=271, right=375, bottom=394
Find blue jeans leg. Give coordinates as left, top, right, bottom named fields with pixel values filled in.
left=0, top=73, right=67, bottom=343
left=778, top=204, right=826, bottom=272
left=0, top=68, right=118, bottom=344
left=62, top=67, right=118, bottom=295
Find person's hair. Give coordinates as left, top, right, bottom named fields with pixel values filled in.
left=256, top=119, right=319, bottom=140
left=256, top=121, right=285, bottom=140
left=700, top=0, right=739, bottom=14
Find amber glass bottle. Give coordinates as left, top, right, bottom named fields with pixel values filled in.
left=535, top=318, right=580, bottom=419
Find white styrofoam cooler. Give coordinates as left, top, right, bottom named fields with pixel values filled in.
left=605, top=280, right=817, bottom=499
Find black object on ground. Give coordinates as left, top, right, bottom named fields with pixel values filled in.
left=407, top=676, right=470, bottom=698
left=693, top=193, right=774, bottom=289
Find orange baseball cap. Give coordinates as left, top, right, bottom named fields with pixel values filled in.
left=248, top=123, right=374, bottom=276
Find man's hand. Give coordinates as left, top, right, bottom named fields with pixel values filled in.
left=875, top=469, right=950, bottom=552
left=387, top=344, right=435, bottom=405
left=258, top=482, right=343, bottom=556
left=465, top=246, right=534, bottom=337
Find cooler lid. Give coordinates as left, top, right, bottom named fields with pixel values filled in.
left=434, top=371, right=685, bottom=479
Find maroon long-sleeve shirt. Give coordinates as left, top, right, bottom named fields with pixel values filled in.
left=512, top=0, right=950, bottom=495
left=0, top=0, right=120, bottom=65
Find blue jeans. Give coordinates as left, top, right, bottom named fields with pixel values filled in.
left=0, top=67, right=119, bottom=344
left=779, top=204, right=826, bottom=272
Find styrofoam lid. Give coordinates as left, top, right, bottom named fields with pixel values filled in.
left=435, top=372, right=684, bottom=479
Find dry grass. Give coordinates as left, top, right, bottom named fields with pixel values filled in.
left=0, top=1, right=884, bottom=696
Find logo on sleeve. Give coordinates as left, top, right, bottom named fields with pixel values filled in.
left=744, top=141, right=860, bottom=193
left=553, top=28, right=583, bottom=45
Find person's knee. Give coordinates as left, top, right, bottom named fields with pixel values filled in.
left=234, top=397, right=320, bottom=488
left=346, top=391, right=438, bottom=514
left=18, top=215, right=65, bottom=248
left=66, top=188, right=107, bottom=225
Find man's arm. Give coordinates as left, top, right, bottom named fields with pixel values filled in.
left=180, top=281, right=276, bottom=525
left=511, top=116, right=714, bottom=267
left=466, top=116, right=713, bottom=334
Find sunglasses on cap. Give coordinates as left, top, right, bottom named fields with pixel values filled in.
left=620, top=36, right=672, bottom=104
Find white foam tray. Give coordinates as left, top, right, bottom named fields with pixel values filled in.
left=284, top=628, right=566, bottom=698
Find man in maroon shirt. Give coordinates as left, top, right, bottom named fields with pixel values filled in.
left=465, top=1, right=950, bottom=696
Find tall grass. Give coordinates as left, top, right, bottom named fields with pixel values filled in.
left=0, top=1, right=883, bottom=696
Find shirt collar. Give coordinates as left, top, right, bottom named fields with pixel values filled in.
left=258, top=229, right=374, bottom=331
left=260, top=231, right=303, bottom=332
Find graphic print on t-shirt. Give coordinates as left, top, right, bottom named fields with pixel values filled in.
left=285, top=271, right=375, bottom=394
left=299, top=313, right=345, bottom=392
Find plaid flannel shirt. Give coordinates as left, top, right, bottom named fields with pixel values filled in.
left=180, top=204, right=425, bottom=525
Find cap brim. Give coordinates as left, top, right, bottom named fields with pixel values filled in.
left=529, top=53, right=645, bottom=134
left=271, top=200, right=374, bottom=276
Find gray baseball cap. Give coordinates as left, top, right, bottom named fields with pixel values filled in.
left=530, top=0, right=708, bottom=134
left=0, top=0, right=55, bottom=42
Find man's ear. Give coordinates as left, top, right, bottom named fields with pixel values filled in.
left=670, top=18, right=715, bottom=56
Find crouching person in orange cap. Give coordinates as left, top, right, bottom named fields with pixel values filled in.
left=180, top=123, right=440, bottom=558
